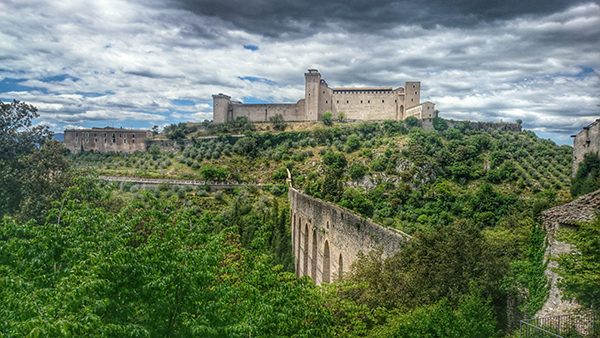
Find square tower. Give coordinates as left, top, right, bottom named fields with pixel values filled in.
left=305, top=69, right=321, bottom=121
left=404, top=82, right=421, bottom=109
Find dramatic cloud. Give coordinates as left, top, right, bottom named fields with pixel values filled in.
left=0, top=0, right=598, bottom=144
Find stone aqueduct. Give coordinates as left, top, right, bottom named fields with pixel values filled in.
left=289, top=188, right=412, bottom=285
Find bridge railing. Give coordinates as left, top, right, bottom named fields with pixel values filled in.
left=520, top=311, right=597, bottom=338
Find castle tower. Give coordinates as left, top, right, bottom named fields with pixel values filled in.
left=404, top=82, right=421, bottom=109
left=212, top=93, right=231, bottom=123
left=305, top=69, right=321, bottom=121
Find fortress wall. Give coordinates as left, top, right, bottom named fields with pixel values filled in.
left=289, top=188, right=411, bottom=284
left=331, top=91, right=400, bottom=121
left=64, top=130, right=150, bottom=154
left=572, top=120, right=600, bottom=176
left=231, top=103, right=306, bottom=122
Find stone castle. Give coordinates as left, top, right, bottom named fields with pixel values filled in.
left=64, top=127, right=152, bottom=154
left=213, top=69, right=436, bottom=124
left=572, top=119, right=600, bottom=176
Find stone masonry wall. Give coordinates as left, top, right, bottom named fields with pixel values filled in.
left=231, top=103, right=306, bottom=122
left=289, top=188, right=411, bottom=285
left=572, top=119, right=600, bottom=177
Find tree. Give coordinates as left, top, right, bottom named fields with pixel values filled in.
left=432, top=117, right=448, bottom=131
left=516, top=119, right=523, bottom=125
left=151, top=125, right=159, bottom=135
left=404, top=116, right=419, bottom=128
left=345, top=134, right=361, bottom=152
left=554, top=217, right=600, bottom=310
left=269, top=113, right=286, bottom=131
left=571, top=152, right=600, bottom=198
left=312, top=126, right=329, bottom=144
left=0, top=180, right=332, bottom=337
left=322, top=111, right=333, bottom=126
left=0, top=100, right=74, bottom=222
left=337, top=111, right=346, bottom=122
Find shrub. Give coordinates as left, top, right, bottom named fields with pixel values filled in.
left=404, top=116, right=419, bottom=128
left=349, top=163, right=366, bottom=181
left=321, top=111, right=333, bottom=126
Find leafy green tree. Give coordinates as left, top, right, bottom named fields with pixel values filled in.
left=312, top=126, right=330, bottom=144
left=369, top=287, right=500, bottom=338
left=554, top=217, right=600, bottom=309
left=0, top=100, right=74, bottom=222
left=322, top=111, right=334, bottom=126
left=345, top=134, right=361, bottom=152
left=404, top=116, right=419, bottom=128
left=349, top=163, right=366, bottom=181
left=269, top=113, right=286, bottom=131
left=571, top=152, right=600, bottom=198
left=0, top=180, right=332, bottom=337
left=432, top=117, right=448, bottom=131
left=337, top=111, right=347, bottom=122
left=445, top=127, right=462, bottom=140
left=516, top=119, right=523, bottom=125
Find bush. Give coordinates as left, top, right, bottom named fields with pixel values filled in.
left=345, top=134, right=361, bottom=152
left=404, top=116, right=419, bottom=128
left=349, top=163, right=366, bottom=181
left=322, top=111, right=333, bottom=126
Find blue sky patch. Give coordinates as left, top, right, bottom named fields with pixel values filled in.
left=243, top=45, right=259, bottom=51
left=242, top=96, right=271, bottom=104
left=0, top=78, right=48, bottom=94
left=238, top=76, right=276, bottom=86
left=40, top=74, right=78, bottom=82
left=172, top=99, right=196, bottom=106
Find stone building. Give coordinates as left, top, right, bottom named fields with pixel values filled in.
left=537, top=189, right=600, bottom=317
left=572, top=119, right=600, bottom=176
left=213, top=69, right=436, bottom=124
left=64, top=127, right=152, bottom=154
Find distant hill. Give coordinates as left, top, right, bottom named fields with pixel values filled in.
left=53, top=133, right=64, bottom=142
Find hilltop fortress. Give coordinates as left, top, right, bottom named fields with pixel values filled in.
left=213, top=69, right=436, bottom=123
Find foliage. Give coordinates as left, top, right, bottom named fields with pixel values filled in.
left=322, top=111, right=333, bottom=126
left=337, top=111, right=347, bottom=122
left=404, top=116, right=419, bottom=128
left=554, top=217, right=600, bottom=310
left=0, top=180, right=332, bottom=337
left=571, top=152, right=600, bottom=199
left=369, top=287, right=500, bottom=338
left=200, top=164, right=229, bottom=181
left=432, top=117, right=448, bottom=131
left=269, top=113, right=286, bottom=131
left=345, top=134, right=361, bottom=152
left=0, top=100, right=75, bottom=223
left=349, top=163, right=366, bottom=181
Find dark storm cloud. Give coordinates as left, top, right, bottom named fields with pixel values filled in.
left=169, top=0, right=588, bottom=37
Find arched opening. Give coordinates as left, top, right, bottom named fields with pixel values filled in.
left=323, top=241, right=331, bottom=284
left=400, top=105, right=404, bottom=119
left=312, top=230, right=318, bottom=280
left=303, top=224, right=309, bottom=277
left=291, top=214, right=295, bottom=258
left=338, top=254, right=344, bottom=280
left=296, top=217, right=302, bottom=274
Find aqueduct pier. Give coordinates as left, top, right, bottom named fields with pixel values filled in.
left=289, top=188, right=412, bottom=285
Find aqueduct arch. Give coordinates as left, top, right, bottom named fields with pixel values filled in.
left=289, top=188, right=411, bottom=285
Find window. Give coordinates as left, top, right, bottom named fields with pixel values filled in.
left=123, top=138, right=127, bottom=144
left=346, top=100, right=349, bottom=103
left=112, top=133, right=116, bottom=143
left=337, top=100, right=339, bottom=104
left=415, top=91, right=418, bottom=95
left=85, top=138, right=89, bottom=143
left=85, top=132, right=89, bottom=137
left=104, top=138, right=107, bottom=143
left=382, top=100, right=384, bottom=103
left=368, top=100, right=370, bottom=103
left=95, top=138, right=97, bottom=143
left=119, top=133, right=122, bottom=138
left=413, top=85, right=416, bottom=88
left=75, top=137, right=78, bottom=143
left=411, top=98, right=414, bottom=102
left=395, top=99, right=397, bottom=103
left=323, top=91, right=325, bottom=93
left=75, top=133, right=78, bottom=137
left=360, top=100, right=363, bottom=103
left=94, top=133, right=97, bottom=137
left=326, top=100, right=328, bottom=104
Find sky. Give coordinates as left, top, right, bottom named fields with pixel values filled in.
left=0, top=0, right=598, bottom=145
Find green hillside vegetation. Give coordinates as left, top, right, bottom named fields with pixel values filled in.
left=5, top=103, right=598, bottom=337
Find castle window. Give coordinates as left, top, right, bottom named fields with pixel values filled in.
left=75, top=133, right=78, bottom=137
left=368, top=100, right=370, bottom=103
left=326, top=100, right=328, bottom=104
left=85, top=132, right=89, bottom=137
left=361, top=100, right=363, bottom=103
left=411, top=98, right=414, bottom=102
left=85, top=138, right=89, bottom=143
left=382, top=100, right=384, bottom=103
left=119, top=133, right=122, bottom=138
left=104, top=138, right=107, bottom=143
left=395, top=99, right=397, bottom=103
left=337, top=100, right=339, bottom=104
left=95, top=138, right=97, bottom=143
left=413, top=85, right=416, bottom=88
left=123, top=138, right=127, bottom=144
left=112, top=134, right=116, bottom=143
left=75, top=137, right=78, bottom=143
left=346, top=100, right=349, bottom=103
left=94, top=133, right=97, bottom=137
left=415, top=91, right=418, bottom=95
left=323, top=91, right=325, bottom=94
